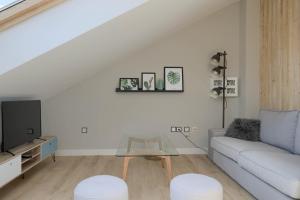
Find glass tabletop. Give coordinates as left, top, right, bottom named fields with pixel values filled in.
left=116, top=134, right=179, bottom=157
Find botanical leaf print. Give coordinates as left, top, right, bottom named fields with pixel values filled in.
left=167, top=71, right=180, bottom=85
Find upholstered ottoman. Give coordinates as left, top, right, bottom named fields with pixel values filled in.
left=170, top=173, right=223, bottom=200
left=74, top=175, right=128, bottom=200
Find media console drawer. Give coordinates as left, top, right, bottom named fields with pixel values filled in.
left=0, top=155, right=21, bottom=187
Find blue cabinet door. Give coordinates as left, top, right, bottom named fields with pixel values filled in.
left=41, top=137, right=57, bottom=160
left=49, top=137, right=57, bottom=154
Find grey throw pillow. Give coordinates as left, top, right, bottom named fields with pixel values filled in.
left=260, top=110, right=298, bottom=152
left=225, top=118, right=260, bottom=141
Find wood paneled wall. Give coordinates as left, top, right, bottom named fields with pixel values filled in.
left=260, top=0, right=300, bottom=110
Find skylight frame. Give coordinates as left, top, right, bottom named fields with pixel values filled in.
left=0, top=0, right=25, bottom=12
left=0, top=0, right=64, bottom=31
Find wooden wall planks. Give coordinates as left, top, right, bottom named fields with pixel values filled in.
left=260, top=0, right=300, bottom=110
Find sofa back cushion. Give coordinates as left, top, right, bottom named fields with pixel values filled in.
left=260, top=110, right=298, bottom=152
left=295, top=116, right=300, bottom=154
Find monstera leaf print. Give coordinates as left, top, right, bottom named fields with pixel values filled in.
left=167, top=71, right=180, bottom=85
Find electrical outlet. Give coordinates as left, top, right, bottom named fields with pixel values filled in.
left=171, top=126, right=176, bottom=132
left=184, top=126, right=191, bottom=132
left=81, top=127, right=88, bottom=134
left=176, top=127, right=183, bottom=132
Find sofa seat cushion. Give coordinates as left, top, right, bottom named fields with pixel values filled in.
left=238, top=151, right=300, bottom=198
left=211, top=136, right=287, bottom=162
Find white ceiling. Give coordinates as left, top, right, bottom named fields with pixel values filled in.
left=0, top=0, right=239, bottom=100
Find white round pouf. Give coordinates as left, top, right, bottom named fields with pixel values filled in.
left=74, top=175, right=128, bottom=200
left=170, top=173, right=223, bottom=200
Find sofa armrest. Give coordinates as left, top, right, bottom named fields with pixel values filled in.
left=208, top=128, right=226, bottom=138
left=208, top=128, right=226, bottom=160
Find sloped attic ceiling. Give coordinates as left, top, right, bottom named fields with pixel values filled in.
left=0, top=0, right=147, bottom=75
left=0, top=0, right=239, bottom=100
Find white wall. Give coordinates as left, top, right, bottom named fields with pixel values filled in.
left=43, top=2, right=243, bottom=153
left=0, top=0, right=238, bottom=100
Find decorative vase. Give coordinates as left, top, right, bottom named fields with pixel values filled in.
left=156, top=79, right=164, bottom=90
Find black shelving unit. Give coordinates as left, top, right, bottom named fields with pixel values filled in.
left=115, top=88, right=183, bottom=93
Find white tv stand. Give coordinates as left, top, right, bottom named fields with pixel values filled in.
left=0, top=136, right=57, bottom=188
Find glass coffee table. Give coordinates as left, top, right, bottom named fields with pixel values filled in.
left=116, top=134, right=179, bottom=181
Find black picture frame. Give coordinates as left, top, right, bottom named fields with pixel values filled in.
left=164, top=67, right=184, bottom=91
left=141, top=72, right=156, bottom=91
left=119, top=78, right=139, bottom=91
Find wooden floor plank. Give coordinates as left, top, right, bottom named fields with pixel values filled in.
left=0, top=155, right=254, bottom=200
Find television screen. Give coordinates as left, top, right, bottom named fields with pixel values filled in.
left=1, top=100, right=41, bottom=152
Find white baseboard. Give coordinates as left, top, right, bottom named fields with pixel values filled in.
left=56, top=149, right=117, bottom=156
left=176, top=148, right=207, bottom=155
left=56, top=148, right=207, bottom=156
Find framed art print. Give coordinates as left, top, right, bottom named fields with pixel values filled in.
left=164, top=67, right=184, bottom=91
left=141, top=73, right=156, bottom=91
left=209, top=77, right=238, bottom=97
left=210, top=77, right=223, bottom=89
left=226, top=88, right=237, bottom=97
left=119, top=78, right=139, bottom=91
left=226, top=77, right=238, bottom=97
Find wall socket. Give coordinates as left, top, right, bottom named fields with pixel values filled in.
left=176, top=127, right=183, bottom=132
left=184, top=126, right=191, bottom=132
left=81, top=127, right=88, bottom=134
left=171, top=127, right=176, bottom=132
left=171, top=126, right=191, bottom=133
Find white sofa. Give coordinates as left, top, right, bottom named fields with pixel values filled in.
left=208, top=110, right=300, bottom=200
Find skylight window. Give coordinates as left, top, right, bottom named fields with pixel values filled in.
left=0, top=0, right=24, bottom=12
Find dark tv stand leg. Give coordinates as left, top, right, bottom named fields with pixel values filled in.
left=51, top=153, right=56, bottom=162
left=22, top=174, right=25, bottom=179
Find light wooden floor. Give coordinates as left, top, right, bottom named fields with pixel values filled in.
left=0, top=155, right=254, bottom=200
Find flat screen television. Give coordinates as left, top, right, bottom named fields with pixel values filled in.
left=1, top=100, right=41, bottom=152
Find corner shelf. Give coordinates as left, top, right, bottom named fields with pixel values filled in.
left=115, top=88, right=183, bottom=93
